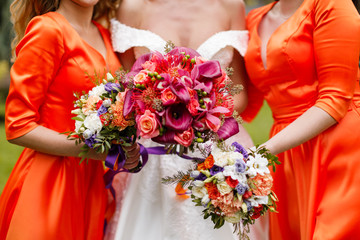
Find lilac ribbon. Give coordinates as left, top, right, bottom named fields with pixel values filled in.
left=103, top=144, right=149, bottom=197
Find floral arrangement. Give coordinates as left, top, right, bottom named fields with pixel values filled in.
left=162, top=142, right=280, bottom=239
left=123, top=43, right=243, bottom=154
left=67, top=72, right=136, bottom=162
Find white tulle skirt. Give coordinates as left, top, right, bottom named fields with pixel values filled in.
left=104, top=125, right=269, bottom=240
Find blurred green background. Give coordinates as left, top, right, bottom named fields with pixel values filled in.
left=0, top=0, right=273, bottom=192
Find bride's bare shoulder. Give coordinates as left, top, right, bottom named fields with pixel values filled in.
left=116, top=0, right=144, bottom=27
left=221, top=0, right=246, bottom=29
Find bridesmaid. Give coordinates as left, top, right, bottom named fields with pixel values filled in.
left=0, top=0, right=140, bottom=239
left=243, top=0, right=360, bottom=239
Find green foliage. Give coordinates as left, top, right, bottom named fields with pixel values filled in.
left=0, top=123, right=23, bottom=193
left=0, top=0, right=13, bottom=61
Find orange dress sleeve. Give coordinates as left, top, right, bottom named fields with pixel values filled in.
left=313, top=0, right=360, bottom=121
left=5, top=16, right=65, bottom=140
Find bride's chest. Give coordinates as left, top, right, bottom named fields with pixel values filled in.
left=139, top=9, right=229, bottom=49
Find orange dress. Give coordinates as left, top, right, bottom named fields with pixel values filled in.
left=243, top=0, right=360, bottom=239
left=0, top=12, right=121, bottom=239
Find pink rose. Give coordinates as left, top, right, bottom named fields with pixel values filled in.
left=161, top=88, right=177, bottom=106
left=187, top=99, right=200, bottom=116
left=174, top=127, right=194, bottom=147
left=195, top=56, right=208, bottom=64
left=137, top=110, right=160, bottom=138
left=133, top=70, right=149, bottom=85
left=82, top=95, right=101, bottom=114
left=141, top=61, right=156, bottom=72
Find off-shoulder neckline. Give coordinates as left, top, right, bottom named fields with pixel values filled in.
left=110, top=18, right=248, bottom=53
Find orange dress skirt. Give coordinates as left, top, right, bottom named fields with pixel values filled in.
left=243, top=0, right=360, bottom=239
left=0, top=12, right=121, bottom=239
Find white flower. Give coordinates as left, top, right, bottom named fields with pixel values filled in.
left=217, top=181, right=232, bottom=195
left=88, top=84, right=106, bottom=97
left=224, top=212, right=241, bottom=223
left=211, top=147, right=230, bottom=167
left=71, top=108, right=82, bottom=115
left=102, top=99, right=112, bottom=107
left=83, top=113, right=103, bottom=133
left=223, top=165, right=247, bottom=184
left=246, top=153, right=270, bottom=177
left=192, top=180, right=205, bottom=188
left=201, top=195, right=210, bottom=205
left=82, top=129, right=94, bottom=139
left=214, top=172, right=225, bottom=182
left=247, top=195, right=269, bottom=207
left=106, top=72, right=115, bottom=81
left=212, top=147, right=244, bottom=168
left=190, top=170, right=201, bottom=179
left=192, top=186, right=208, bottom=199
left=74, top=120, right=83, bottom=133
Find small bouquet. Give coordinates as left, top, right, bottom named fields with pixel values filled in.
left=67, top=72, right=136, bottom=162
left=122, top=43, right=243, bottom=154
left=162, top=142, right=279, bottom=239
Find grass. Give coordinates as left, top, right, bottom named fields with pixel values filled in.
left=0, top=123, right=23, bottom=193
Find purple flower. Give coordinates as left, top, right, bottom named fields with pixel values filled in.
left=244, top=200, right=253, bottom=212
left=97, top=105, right=107, bottom=116
left=217, top=118, right=240, bottom=140
left=164, top=104, right=192, bottom=131
left=236, top=184, right=248, bottom=195
left=123, top=90, right=134, bottom=117
left=104, top=82, right=121, bottom=93
left=195, top=172, right=207, bottom=181
left=235, top=159, right=246, bottom=173
left=84, top=134, right=98, bottom=148
left=170, top=80, right=190, bottom=104
left=231, top=142, right=249, bottom=159
left=191, top=60, right=222, bottom=93
left=152, top=130, right=177, bottom=144
left=210, top=165, right=224, bottom=175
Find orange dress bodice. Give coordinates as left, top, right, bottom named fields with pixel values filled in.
left=244, top=0, right=360, bottom=239
left=0, top=12, right=121, bottom=240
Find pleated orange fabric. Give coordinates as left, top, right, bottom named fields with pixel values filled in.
left=243, top=0, right=360, bottom=239
left=0, top=12, right=121, bottom=240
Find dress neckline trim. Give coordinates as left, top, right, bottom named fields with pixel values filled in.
left=110, top=18, right=248, bottom=53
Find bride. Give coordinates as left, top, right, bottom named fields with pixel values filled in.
left=105, top=0, right=268, bottom=239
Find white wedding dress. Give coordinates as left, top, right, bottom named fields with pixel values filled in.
left=104, top=19, right=269, bottom=240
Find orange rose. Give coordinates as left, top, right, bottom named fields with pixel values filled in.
left=205, top=182, right=220, bottom=200
left=197, top=162, right=206, bottom=171
left=204, top=155, right=215, bottom=169
left=252, top=173, right=273, bottom=196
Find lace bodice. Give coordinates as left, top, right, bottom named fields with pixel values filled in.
left=110, top=19, right=248, bottom=68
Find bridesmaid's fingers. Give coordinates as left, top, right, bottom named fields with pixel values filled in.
left=122, top=142, right=138, bottom=152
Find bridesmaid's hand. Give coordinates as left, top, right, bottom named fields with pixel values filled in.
left=122, top=143, right=141, bottom=170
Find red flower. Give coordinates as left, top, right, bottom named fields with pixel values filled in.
left=243, top=191, right=253, bottom=199
left=96, top=100, right=103, bottom=109
left=225, top=176, right=239, bottom=188
left=251, top=205, right=264, bottom=219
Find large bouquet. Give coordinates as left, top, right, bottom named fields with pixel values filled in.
left=162, top=142, right=279, bottom=239
left=67, top=72, right=136, bottom=162
left=123, top=44, right=243, bottom=154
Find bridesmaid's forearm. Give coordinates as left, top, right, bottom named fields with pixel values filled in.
left=8, top=125, right=106, bottom=160
left=262, top=106, right=337, bottom=155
